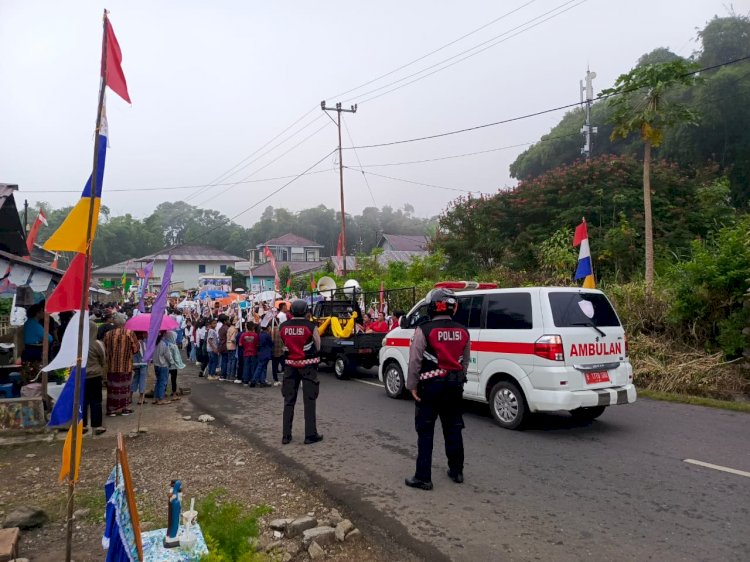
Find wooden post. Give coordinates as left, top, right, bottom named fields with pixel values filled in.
left=64, top=10, right=108, bottom=562
left=41, top=312, right=50, bottom=409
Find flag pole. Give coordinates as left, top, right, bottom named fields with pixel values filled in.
left=64, top=10, right=108, bottom=562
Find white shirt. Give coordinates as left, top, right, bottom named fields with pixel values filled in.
left=277, top=311, right=288, bottom=324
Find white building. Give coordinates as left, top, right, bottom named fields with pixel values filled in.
left=92, top=244, right=244, bottom=291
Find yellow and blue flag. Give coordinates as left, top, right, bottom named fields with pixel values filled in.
left=45, top=312, right=90, bottom=482
left=43, top=109, right=108, bottom=254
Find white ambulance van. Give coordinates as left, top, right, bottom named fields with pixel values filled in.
left=378, top=283, right=636, bottom=429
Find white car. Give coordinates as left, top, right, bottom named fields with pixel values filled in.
left=378, top=286, right=636, bottom=429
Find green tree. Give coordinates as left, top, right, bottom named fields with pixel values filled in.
left=225, top=266, right=246, bottom=291
left=602, top=59, right=701, bottom=286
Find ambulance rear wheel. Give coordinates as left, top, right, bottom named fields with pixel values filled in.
left=489, top=380, right=527, bottom=430
left=334, top=354, right=352, bottom=380
left=383, top=362, right=405, bottom=399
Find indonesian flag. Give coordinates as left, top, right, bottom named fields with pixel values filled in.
left=25, top=210, right=48, bottom=255
left=573, top=219, right=596, bottom=289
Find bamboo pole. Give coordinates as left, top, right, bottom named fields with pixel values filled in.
left=64, top=10, right=108, bottom=562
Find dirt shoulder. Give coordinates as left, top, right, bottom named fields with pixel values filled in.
left=0, top=376, right=419, bottom=562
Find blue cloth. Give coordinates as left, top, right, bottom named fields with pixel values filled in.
left=220, top=352, right=229, bottom=379
left=154, top=366, right=169, bottom=400
left=242, top=356, right=257, bottom=384
left=207, top=352, right=219, bottom=376
left=257, top=332, right=273, bottom=361
left=227, top=354, right=237, bottom=380
left=130, top=365, right=147, bottom=394
left=252, top=358, right=269, bottom=385
left=23, top=317, right=51, bottom=345
left=103, top=465, right=139, bottom=562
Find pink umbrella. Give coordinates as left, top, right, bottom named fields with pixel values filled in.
left=124, top=313, right=179, bottom=332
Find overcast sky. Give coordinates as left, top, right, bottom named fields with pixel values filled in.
left=0, top=0, right=740, bottom=226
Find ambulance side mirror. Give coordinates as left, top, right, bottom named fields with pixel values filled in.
left=400, top=316, right=407, bottom=329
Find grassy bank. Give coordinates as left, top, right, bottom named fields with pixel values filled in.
left=638, top=389, right=750, bottom=413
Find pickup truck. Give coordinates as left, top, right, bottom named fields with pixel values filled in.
left=312, top=299, right=385, bottom=379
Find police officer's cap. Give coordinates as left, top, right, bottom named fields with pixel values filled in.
left=290, top=299, right=308, bottom=317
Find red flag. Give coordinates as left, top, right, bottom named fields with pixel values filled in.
left=336, top=232, right=343, bottom=276
left=50, top=253, right=59, bottom=269
left=103, top=17, right=131, bottom=103
left=310, top=274, right=316, bottom=291
left=573, top=219, right=588, bottom=247
left=25, top=210, right=48, bottom=255
left=379, top=280, right=385, bottom=313
left=46, top=253, right=90, bottom=313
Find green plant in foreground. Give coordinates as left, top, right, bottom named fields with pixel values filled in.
left=198, top=489, right=272, bottom=562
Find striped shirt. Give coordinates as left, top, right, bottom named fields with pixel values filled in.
left=103, top=327, right=140, bottom=374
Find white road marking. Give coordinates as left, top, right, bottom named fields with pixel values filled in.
left=352, top=378, right=382, bottom=388
left=683, top=459, right=750, bottom=478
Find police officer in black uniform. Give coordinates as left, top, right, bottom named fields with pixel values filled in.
left=279, top=299, right=323, bottom=445
left=405, top=288, right=470, bottom=490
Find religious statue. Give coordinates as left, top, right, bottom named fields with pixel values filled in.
left=163, top=479, right=182, bottom=548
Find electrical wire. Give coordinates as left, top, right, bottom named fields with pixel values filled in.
left=191, top=120, right=332, bottom=206
left=345, top=166, right=479, bottom=194
left=327, top=0, right=539, bottom=101
left=342, top=115, right=377, bottom=206
left=347, top=54, right=750, bottom=149
left=345, top=0, right=584, bottom=106
left=186, top=148, right=338, bottom=241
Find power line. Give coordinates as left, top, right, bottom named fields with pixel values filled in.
left=342, top=115, right=377, bottom=206
left=184, top=3, right=544, bottom=204
left=328, top=0, right=539, bottom=101
left=191, top=120, right=332, bottom=206
left=347, top=0, right=584, bottom=106
left=187, top=148, right=338, bottom=241
left=185, top=112, right=327, bottom=203
left=353, top=133, right=581, bottom=168
left=346, top=54, right=750, bottom=150
left=345, top=167, right=480, bottom=194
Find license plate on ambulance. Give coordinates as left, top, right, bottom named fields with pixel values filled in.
left=585, top=371, right=610, bottom=384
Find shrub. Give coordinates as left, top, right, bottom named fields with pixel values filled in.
left=198, top=489, right=272, bottom=562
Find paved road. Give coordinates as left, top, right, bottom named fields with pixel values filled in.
left=190, top=366, right=750, bottom=561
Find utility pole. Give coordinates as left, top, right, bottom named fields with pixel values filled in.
left=321, top=100, right=357, bottom=275
left=580, top=68, right=598, bottom=159
left=23, top=199, right=29, bottom=233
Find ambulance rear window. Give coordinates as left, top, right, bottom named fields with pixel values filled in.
left=548, top=292, right=621, bottom=327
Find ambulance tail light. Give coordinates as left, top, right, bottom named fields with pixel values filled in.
left=624, top=336, right=629, bottom=357
left=534, top=335, right=564, bottom=362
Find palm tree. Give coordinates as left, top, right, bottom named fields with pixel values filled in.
left=602, top=59, right=700, bottom=287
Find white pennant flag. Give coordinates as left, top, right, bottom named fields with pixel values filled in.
left=43, top=311, right=90, bottom=372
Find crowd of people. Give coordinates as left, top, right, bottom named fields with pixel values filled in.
left=21, top=294, right=405, bottom=438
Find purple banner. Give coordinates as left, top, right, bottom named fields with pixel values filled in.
left=137, top=261, right=154, bottom=312
left=143, top=255, right=172, bottom=362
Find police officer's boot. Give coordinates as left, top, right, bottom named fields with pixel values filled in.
left=447, top=469, right=464, bottom=484
left=405, top=476, right=433, bottom=490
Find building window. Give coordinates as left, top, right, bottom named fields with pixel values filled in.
left=198, top=264, right=206, bottom=273
left=220, top=264, right=227, bottom=273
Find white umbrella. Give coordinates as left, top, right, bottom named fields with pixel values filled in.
left=176, top=299, right=198, bottom=309
left=255, top=290, right=279, bottom=303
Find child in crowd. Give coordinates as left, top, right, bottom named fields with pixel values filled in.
left=239, top=321, right=258, bottom=386
left=152, top=332, right=171, bottom=404
left=165, top=330, right=185, bottom=400
left=227, top=316, right=239, bottom=381
left=131, top=333, right=148, bottom=405
left=251, top=323, right=273, bottom=387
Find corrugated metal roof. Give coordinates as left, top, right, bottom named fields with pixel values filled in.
left=257, top=233, right=323, bottom=249
left=378, top=234, right=428, bottom=252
